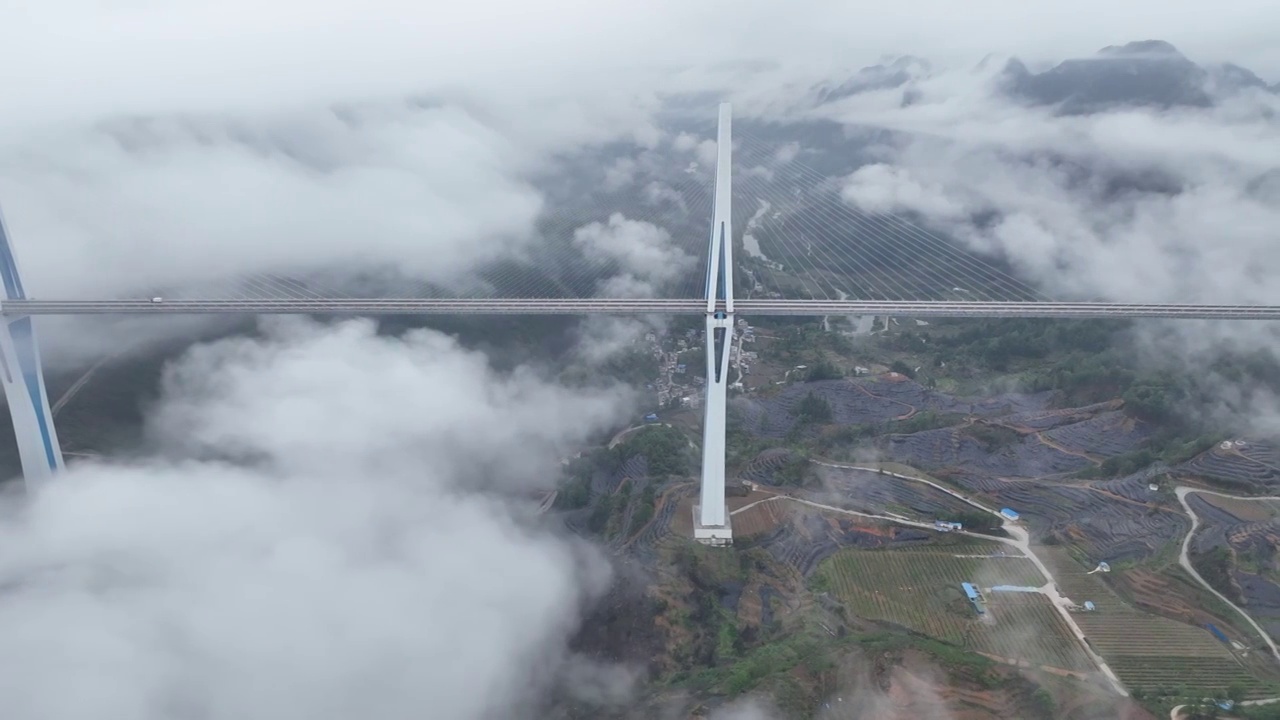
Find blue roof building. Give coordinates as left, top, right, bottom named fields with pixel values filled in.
left=1000, top=508, right=1020, bottom=521
left=644, top=413, right=659, bottom=422
left=960, top=583, right=984, bottom=614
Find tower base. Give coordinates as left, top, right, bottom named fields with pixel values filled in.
left=693, top=503, right=733, bottom=546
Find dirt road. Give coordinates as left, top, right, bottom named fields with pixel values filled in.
left=1175, top=486, right=1280, bottom=662
left=792, top=460, right=1128, bottom=695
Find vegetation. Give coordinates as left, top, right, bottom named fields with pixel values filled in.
left=600, top=348, right=661, bottom=387
left=627, top=483, right=657, bottom=534
left=814, top=547, right=1095, bottom=671
left=889, top=359, right=915, bottom=378
left=772, top=323, right=858, bottom=369
left=962, top=423, right=1022, bottom=452
left=796, top=392, right=833, bottom=424
left=613, top=425, right=692, bottom=477
left=896, top=411, right=966, bottom=434
left=773, top=451, right=812, bottom=486
left=1191, top=547, right=1242, bottom=605
left=806, top=359, right=843, bottom=381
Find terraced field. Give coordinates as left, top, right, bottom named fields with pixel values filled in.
left=740, top=447, right=796, bottom=485
left=1047, top=500, right=1188, bottom=563
left=735, top=377, right=1056, bottom=439
left=1039, top=547, right=1278, bottom=696
left=1002, top=401, right=1120, bottom=432
left=813, top=466, right=978, bottom=520
left=1093, top=468, right=1168, bottom=503
left=764, top=512, right=935, bottom=575
left=883, top=428, right=1090, bottom=478
left=1180, top=446, right=1280, bottom=491
left=1198, top=494, right=1280, bottom=523
left=731, top=497, right=791, bottom=538
left=1041, top=411, right=1151, bottom=458
left=735, top=379, right=913, bottom=437
left=815, top=547, right=1094, bottom=672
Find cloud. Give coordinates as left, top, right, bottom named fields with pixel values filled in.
left=0, top=1, right=1273, bottom=367
left=826, top=60, right=1280, bottom=306
left=2, top=105, right=545, bottom=299
left=0, top=317, right=633, bottom=720
left=573, top=213, right=695, bottom=298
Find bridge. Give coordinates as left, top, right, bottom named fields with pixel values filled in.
left=2, top=103, right=1276, bottom=545
left=5, top=299, right=1280, bottom=319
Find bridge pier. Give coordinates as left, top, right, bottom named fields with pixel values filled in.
left=693, top=309, right=733, bottom=545
left=0, top=209, right=63, bottom=489
left=694, top=103, right=735, bottom=546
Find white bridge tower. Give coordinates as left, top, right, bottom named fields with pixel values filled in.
left=0, top=209, right=64, bottom=488
left=693, top=103, right=734, bottom=546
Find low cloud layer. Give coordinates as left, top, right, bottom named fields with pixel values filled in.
left=826, top=54, right=1280, bottom=306
left=0, top=318, right=632, bottom=720
left=2, top=107, right=549, bottom=299
left=573, top=213, right=695, bottom=298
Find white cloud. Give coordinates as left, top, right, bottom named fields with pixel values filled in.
left=3, top=106, right=544, bottom=299
left=696, top=139, right=719, bottom=169
left=673, top=133, right=700, bottom=153
left=573, top=213, right=695, bottom=298
left=826, top=65, right=1280, bottom=305
left=0, top=317, right=632, bottom=720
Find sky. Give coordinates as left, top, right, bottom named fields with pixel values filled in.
left=0, top=0, right=1276, bottom=307
left=0, top=2, right=1279, bottom=718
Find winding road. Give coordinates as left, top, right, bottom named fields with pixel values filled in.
left=788, top=466, right=1280, bottom=710
left=779, top=460, right=1129, bottom=695
left=1175, top=486, right=1280, bottom=662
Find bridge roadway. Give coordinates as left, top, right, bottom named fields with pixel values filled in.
left=3, top=298, right=1280, bottom=319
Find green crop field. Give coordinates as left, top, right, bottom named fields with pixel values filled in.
left=815, top=547, right=1094, bottom=672
left=1038, top=547, right=1279, bottom=697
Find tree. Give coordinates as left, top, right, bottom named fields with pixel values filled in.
left=889, top=360, right=915, bottom=378
left=806, top=359, right=842, bottom=381
left=614, top=425, right=691, bottom=477
left=1123, top=381, right=1183, bottom=423
left=797, top=392, right=833, bottom=424
left=1226, top=681, right=1247, bottom=703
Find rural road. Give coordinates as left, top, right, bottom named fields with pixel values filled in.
left=608, top=422, right=673, bottom=449
left=1175, top=486, right=1280, bottom=662
left=792, top=460, right=1128, bottom=695
left=1170, top=696, right=1280, bottom=719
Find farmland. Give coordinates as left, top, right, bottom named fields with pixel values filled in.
left=730, top=496, right=791, bottom=538
left=1180, top=443, right=1280, bottom=491
left=1196, top=493, right=1280, bottom=523
left=732, top=375, right=1057, bottom=440
left=882, top=427, right=1092, bottom=478
left=1039, top=546, right=1280, bottom=697
left=813, top=547, right=1095, bottom=672
left=810, top=466, right=981, bottom=522
left=1040, top=411, right=1152, bottom=458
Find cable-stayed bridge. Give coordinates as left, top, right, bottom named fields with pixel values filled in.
left=2, top=103, right=1277, bottom=545
left=5, top=299, right=1280, bottom=318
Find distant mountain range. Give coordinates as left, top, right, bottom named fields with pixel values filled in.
left=816, top=40, right=1278, bottom=114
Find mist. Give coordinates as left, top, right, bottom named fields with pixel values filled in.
left=0, top=2, right=1278, bottom=718
left=0, top=318, right=632, bottom=719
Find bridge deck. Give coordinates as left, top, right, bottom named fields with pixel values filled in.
left=3, top=298, right=1279, bottom=319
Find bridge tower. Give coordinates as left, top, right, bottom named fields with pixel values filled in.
left=0, top=208, right=64, bottom=488
left=693, top=103, right=734, bottom=546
